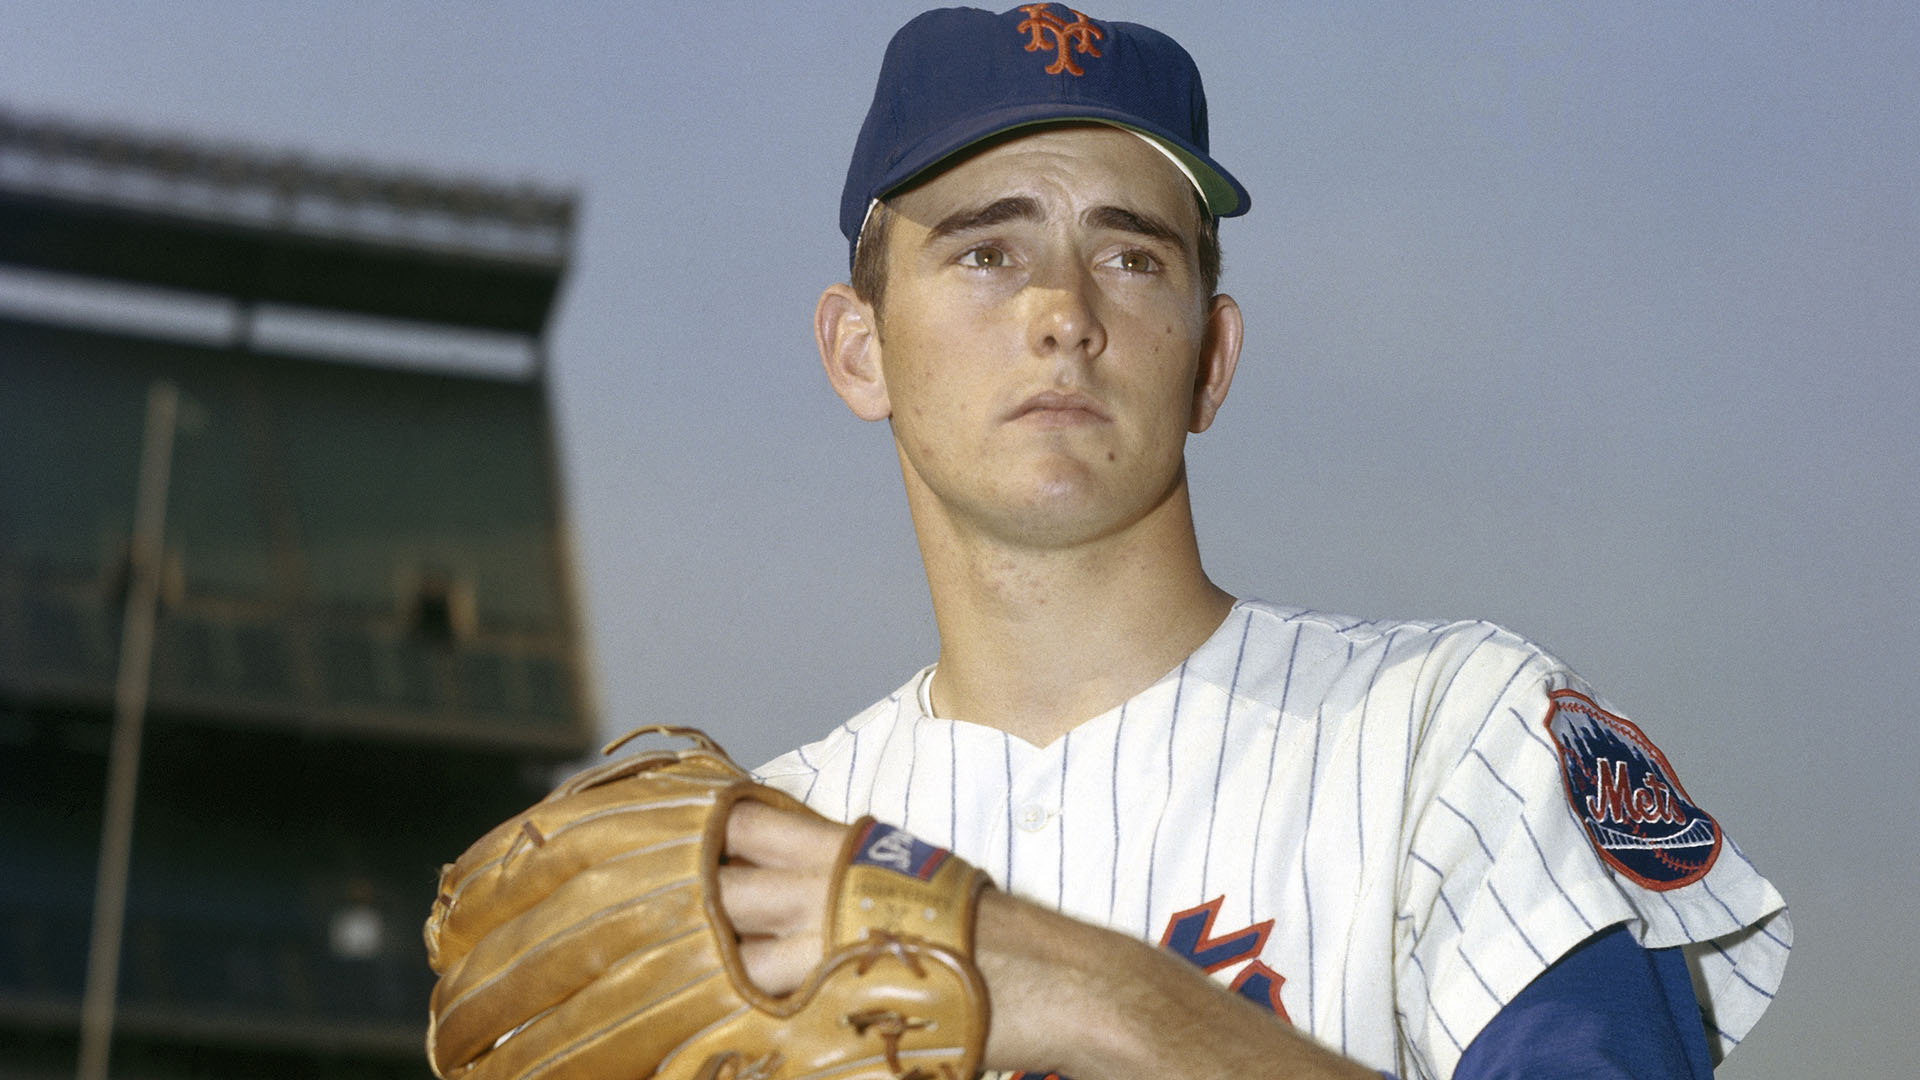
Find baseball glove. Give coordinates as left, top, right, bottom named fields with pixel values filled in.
left=423, top=725, right=991, bottom=1080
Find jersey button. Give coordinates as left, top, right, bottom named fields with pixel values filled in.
left=1015, top=804, right=1048, bottom=833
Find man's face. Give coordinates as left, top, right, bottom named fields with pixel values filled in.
left=862, top=125, right=1238, bottom=552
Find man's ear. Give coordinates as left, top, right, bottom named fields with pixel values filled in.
left=1189, top=292, right=1243, bottom=433
left=815, top=283, right=890, bottom=421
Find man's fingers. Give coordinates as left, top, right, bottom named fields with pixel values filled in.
left=725, top=799, right=844, bottom=868
left=716, top=862, right=827, bottom=996
left=716, top=800, right=843, bottom=995
left=737, top=928, right=824, bottom=997
left=716, top=863, right=825, bottom=937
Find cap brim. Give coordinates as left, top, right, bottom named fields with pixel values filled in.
left=872, top=105, right=1249, bottom=219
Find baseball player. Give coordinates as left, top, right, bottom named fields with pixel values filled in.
left=723, top=6, right=1790, bottom=1080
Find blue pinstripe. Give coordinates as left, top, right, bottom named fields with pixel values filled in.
left=1435, top=797, right=1548, bottom=964
left=1001, top=733, right=1014, bottom=886
left=1464, top=748, right=1595, bottom=932
left=841, top=726, right=859, bottom=817
left=1107, top=702, right=1125, bottom=924
left=1405, top=947, right=1465, bottom=1053
left=1410, top=851, right=1465, bottom=932
left=1250, top=617, right=1304, bottom=912
left=1300, top=640, right=1353, bottom=1029
left=1504, top=703, right=1558, bottom=757
left=1456, top=942, right=1504, bottom=1005
left=1424, top=625, right=1505, bottom=739
left=1402, top=635, right=1445, bottom=780
left=1716, top=842, right=1793, bottom=950
left=1454, top=647, right=1535, bottom=771
left=796, top=743, right=820, bottom=804
left=1198, top=612, right=1251, bottom=897
left=1486, top=880, right=1548, bottom=966
left=1706, top=936, right=1776, bottom=1000
left=1143, top=663, right=1188, bottom=937
left=1056, top=729, right=1070, bottom=909
left=896, top=714, right=915, bottom=827
left=1660, top=888, right=1697, bottom=937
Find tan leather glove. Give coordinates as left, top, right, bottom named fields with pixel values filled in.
left=424, top=726, right=990, bottom=1080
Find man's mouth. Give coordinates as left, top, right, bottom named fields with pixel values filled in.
left=1009, top=390, right=1109, bottom=424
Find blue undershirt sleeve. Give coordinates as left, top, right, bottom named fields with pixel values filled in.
left=1450, top=923, right=1713, bottom=1079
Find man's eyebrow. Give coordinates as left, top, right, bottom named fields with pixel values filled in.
left=1084, top=204, right=1183, bottom=246
left=927, top=196, right=1041, bottom=241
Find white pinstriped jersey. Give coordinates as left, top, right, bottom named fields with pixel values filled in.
left=755, top=600, right=1790, bottom=1079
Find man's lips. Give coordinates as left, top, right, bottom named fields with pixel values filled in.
left=1008, top=390, right=1110, bottom=424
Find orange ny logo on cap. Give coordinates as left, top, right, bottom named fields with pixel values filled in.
left=1018, top=4, right=1104, bottom=76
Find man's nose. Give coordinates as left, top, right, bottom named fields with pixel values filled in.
left=1026, top=261, right=1106, bottom=361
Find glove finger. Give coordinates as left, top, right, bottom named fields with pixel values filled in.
left=449, top=929, right=738, bottom=1080
left=429, top=785, right=722, bottom=972
left=431, top=835, right=709, bottom=1068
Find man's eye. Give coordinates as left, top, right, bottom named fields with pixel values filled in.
left=1107, top=250, right=1160, bottom=273
left=959, top=246, right=1009, bottom=269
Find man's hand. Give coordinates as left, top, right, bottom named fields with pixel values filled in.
left=716, top=801, right=1378, bottom=1080
left=425, top=729, right=992, bottom=1080
left=718, top=799, right=842, bottom=994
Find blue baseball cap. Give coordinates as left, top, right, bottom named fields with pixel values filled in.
left=839, top=5, right=1250, bottom=258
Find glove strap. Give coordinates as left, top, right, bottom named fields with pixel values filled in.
left=827, top=817, right=986, bottom=956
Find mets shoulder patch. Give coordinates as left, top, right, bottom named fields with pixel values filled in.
left=1544, top=689, right=1721, bottom=891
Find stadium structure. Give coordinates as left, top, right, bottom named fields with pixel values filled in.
left=0, top=108, right=595, bottom=1078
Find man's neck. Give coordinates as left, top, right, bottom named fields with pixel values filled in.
left=913, top=485, right=1235, bottom=748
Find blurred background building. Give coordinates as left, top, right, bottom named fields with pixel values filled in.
left=0, top=108, right=593, bottom=1078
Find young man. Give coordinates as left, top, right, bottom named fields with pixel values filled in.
left=729, top=7, right=1789, bottom=1078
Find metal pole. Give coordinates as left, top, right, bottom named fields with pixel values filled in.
left=77, top=379, right=181, bottom=1080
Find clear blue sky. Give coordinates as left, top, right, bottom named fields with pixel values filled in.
left=6, top=3, right=1916, bottom=1073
